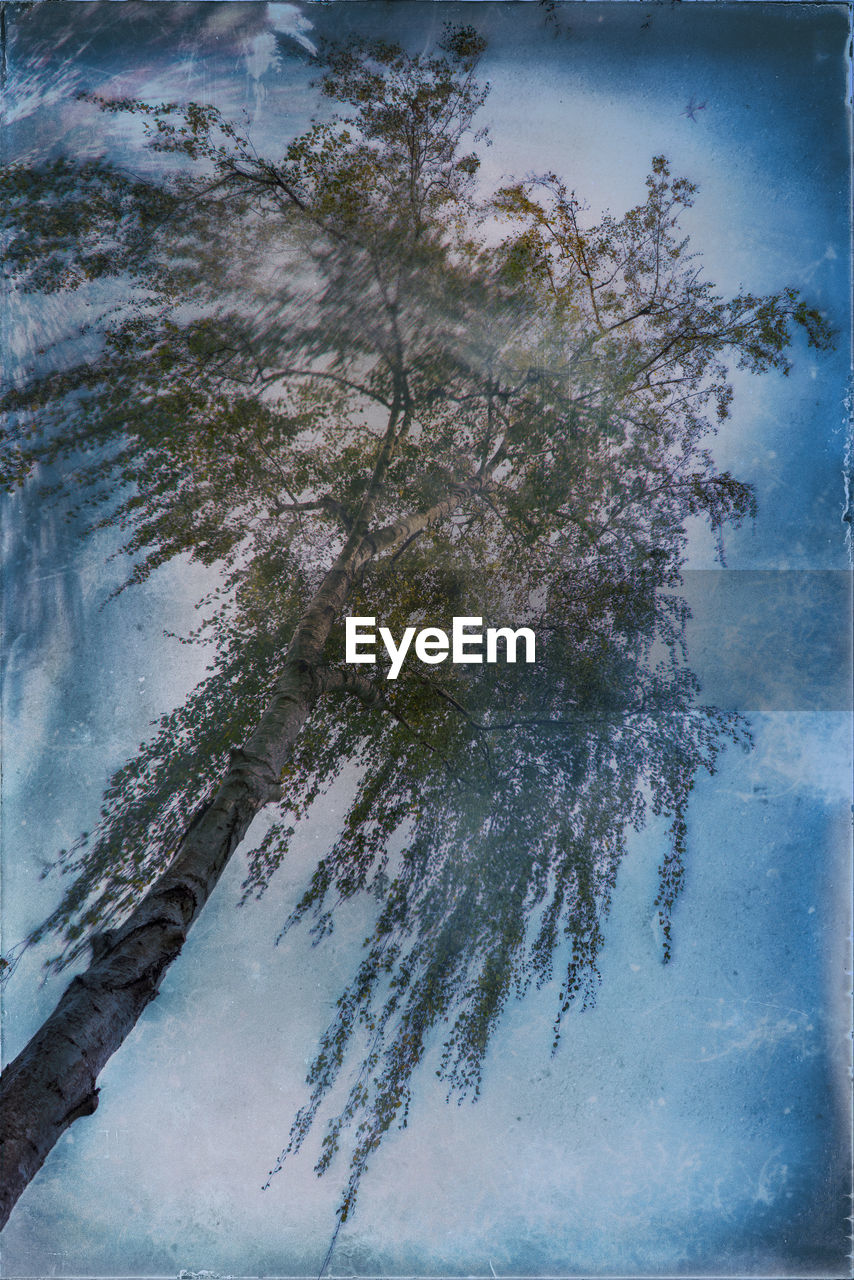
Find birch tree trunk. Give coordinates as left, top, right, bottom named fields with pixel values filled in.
left=0, top=572, right=351, bottom=1229
left=0, top=474, right=486, bottom=1229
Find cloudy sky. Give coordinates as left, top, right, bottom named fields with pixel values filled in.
left=1, top=3, right=851, bottom=1276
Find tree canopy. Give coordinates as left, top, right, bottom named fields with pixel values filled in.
left=0, top=25, right=832, bottom=1234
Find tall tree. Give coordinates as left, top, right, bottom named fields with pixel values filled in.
left=0, top=27, right=831, bottom=1233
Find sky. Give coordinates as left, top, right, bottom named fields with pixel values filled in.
left=1, top=3, right=851, bottom=1277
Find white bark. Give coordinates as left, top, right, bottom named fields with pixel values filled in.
left=0, top=474, right=488, bottom=1229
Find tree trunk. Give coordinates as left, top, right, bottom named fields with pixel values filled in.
left=0, top=515, right=369, bottom=1227
left=0, top=474, right=487, bottom=1229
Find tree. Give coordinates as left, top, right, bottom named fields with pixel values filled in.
left=0, top=26, right=831, bottom=1235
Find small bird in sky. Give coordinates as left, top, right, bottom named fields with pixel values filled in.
left=683, top=96, right=708, bottom=122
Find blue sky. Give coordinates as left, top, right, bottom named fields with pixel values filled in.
left=1, top=4, right=851, bottom=1276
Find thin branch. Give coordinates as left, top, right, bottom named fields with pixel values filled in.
left=258, top=365, right=391, bottom=407
left=319, top=666, right=465, bottom=783
left=388, top=527, right=425, bottom=565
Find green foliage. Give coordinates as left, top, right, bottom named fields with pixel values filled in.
left=262, top=547, right=748, bottom=1218
left=0, top=24, right=831, bottom=1227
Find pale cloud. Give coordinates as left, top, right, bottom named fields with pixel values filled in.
left=268, top=3, right=317, bottom=56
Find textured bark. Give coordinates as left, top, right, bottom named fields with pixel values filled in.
left=0, top=473, right=488, bottom=1229
left=0, top=652, right=322, bottom=1230
left=0, top=513, right=366, bottom=1227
